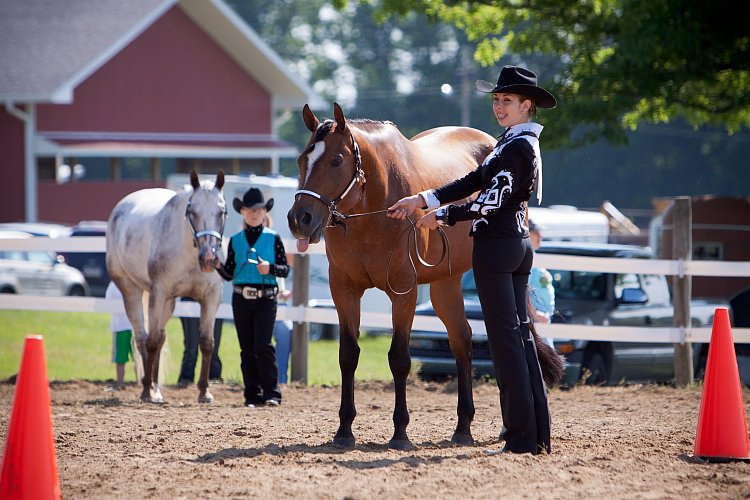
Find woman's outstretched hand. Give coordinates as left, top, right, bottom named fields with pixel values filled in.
left=416, top=210, right=439, bottom=230
left=387, top=194, right=424, bottom=220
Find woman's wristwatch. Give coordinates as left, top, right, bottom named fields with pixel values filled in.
left=435, top=206, right=450, bottom=226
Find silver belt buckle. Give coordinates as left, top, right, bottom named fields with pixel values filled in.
left=242, top=287, right=257, bottom=300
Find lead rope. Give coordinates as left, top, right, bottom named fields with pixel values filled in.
left=384, top=216, right=452, bottom=296
left=329, top=208, right=452, bottom=296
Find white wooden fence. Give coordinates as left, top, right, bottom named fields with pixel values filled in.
left=1, top=236, right=750, bottom=344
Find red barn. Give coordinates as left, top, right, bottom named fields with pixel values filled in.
left=658, top=196, right=750, bottom=326
left=0, top=0, right=323, bottom=224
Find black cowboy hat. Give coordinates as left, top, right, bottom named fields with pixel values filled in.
left=233, top=187, right=274, bottom=214
left=475, top=65, right=557, bottom=109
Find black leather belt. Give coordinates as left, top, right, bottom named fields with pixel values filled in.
left=233, top=285, right=278, bottom=300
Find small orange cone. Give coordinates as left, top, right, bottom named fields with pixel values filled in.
left=0, top=335, right=61, bottom=499
left=693, top=307, right=750, bottom=462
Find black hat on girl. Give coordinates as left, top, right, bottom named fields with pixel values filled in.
left=232, top=188, right=274, bottom=214
left=476, top=65, right=557, bottom=109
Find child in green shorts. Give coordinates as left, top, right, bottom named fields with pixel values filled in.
left=106, top=281, right=133, bottom=389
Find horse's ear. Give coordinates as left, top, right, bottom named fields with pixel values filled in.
left=215, top=170, right=225, bottom=190
left=333, top=102, right=346, bottom=132
left=190, top=169, right=200, bottom=189
left=302, top=104, right=319, bottom=132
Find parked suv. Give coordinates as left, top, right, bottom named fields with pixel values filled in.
left=59, top=220, right=109, bottom=297
left=409, top=242, right=727, bottom=385
left=0, top=230, right=89, bottom=296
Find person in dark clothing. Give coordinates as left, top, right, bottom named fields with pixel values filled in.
left=388, top=65, right=556, bottom=455
left=215, top=187, right=289, bottom=407
left=177, top=297, right=223, bottom=387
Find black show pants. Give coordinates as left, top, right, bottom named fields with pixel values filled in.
left=473, top=236, right=551, bottom=454
left=232, top=293, right=281, bottom=403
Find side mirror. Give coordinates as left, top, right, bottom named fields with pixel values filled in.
left=619, top=288, right=648, bottom=304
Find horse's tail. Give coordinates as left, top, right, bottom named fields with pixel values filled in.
left=529, top=320, right=566, bottom=387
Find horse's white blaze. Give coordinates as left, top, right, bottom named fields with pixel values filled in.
left=305, top=141, right=326, bottom=183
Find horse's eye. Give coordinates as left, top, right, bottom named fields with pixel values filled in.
left=332, top=155, right=344, bottom=168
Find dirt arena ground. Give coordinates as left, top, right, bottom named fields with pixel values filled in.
left=1, top=379, right=749, bottom=499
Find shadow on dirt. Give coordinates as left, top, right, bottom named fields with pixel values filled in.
left=193, top=439, right=488, bottom=469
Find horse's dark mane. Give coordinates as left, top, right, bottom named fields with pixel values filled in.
left=319, top=118, right=397, bottom=136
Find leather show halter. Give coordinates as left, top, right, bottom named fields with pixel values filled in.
left=294, top=135, right=366, bottom=229
left=185, top=196, right=227, bottom=250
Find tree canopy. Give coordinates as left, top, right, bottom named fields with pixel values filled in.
left=225, top=0, right=750, bottom=210
left=346, top=0, right=750, bottom=146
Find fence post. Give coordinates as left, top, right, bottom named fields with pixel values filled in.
left=672, top=197, right=693, bottom=387
left=290, top=254, right=309, bottom=384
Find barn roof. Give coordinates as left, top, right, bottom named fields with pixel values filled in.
left=0, top=0, right=323, bottom=108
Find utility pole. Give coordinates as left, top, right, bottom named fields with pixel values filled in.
left=458, top=45, right=472, bottom=127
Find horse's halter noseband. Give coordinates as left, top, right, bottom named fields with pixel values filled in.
left=185, top=196, right=227, bottom=249
left=294, top=132, right=365, bottom=228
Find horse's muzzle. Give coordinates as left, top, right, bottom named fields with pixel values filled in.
left=287, top=206, right=325, bottom=245
left=198, top=245, right=221, bottom=273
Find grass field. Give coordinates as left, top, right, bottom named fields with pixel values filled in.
left=0, top=310, right=394, bottom=386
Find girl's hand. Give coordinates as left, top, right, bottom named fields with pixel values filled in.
left=387, top=194, right=424, bottom=220
left=256, top=256, right=271, bottom=275
left=416, top=210, right=439, bottom=230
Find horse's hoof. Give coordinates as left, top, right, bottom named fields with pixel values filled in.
left=388, top=438, right=414, bottom=451
left=140, top=395, right=165, bottom=404
left=198, top=392, right=214, bottom=404
left=451, top=432, right=475, bottom=446
left=333, top=435, right=356, bottom=449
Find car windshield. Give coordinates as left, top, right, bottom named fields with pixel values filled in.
left=551, top=270, right=607, bottom=301
left=0, top=250, right=56, bottom=264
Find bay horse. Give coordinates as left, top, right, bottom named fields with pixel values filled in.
left=288, top=103, right=563, bottom=449
left=106, top=170, right=227, bottom=404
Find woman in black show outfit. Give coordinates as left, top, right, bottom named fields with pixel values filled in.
left=388, top=66, right=556, bottom=454
left=216, top=187, right=289, bottom=407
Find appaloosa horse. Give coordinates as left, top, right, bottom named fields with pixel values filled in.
left=288, top=103, right=563, bottom=449
left=106, top=170, right=226, bottom=403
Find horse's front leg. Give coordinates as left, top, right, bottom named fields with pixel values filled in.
left=143, top=290, right=174, bottom=403
left=330, top=285, right=364, bottom=448
left=388, top=293, right=418, bottom=450
left=196, top=296, right=220, bottom=403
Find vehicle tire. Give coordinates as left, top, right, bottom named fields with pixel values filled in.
left=417, top=371, right=452, bottom=383
left=581, top=351, right=609, bottom=385
left=0, top=287, right=16, bottom=294
left=67, top=285, right=86, bottom=296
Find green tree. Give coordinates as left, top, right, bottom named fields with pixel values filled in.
left=350, top=0, right=750, bottom=147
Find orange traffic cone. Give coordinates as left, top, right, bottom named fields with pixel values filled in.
left=693, top=307, right=750, bottom=462
left=0, top=335, right=61, bottom=499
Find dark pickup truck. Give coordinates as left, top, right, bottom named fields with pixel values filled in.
left=409, top=242, right=729, bottom=385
